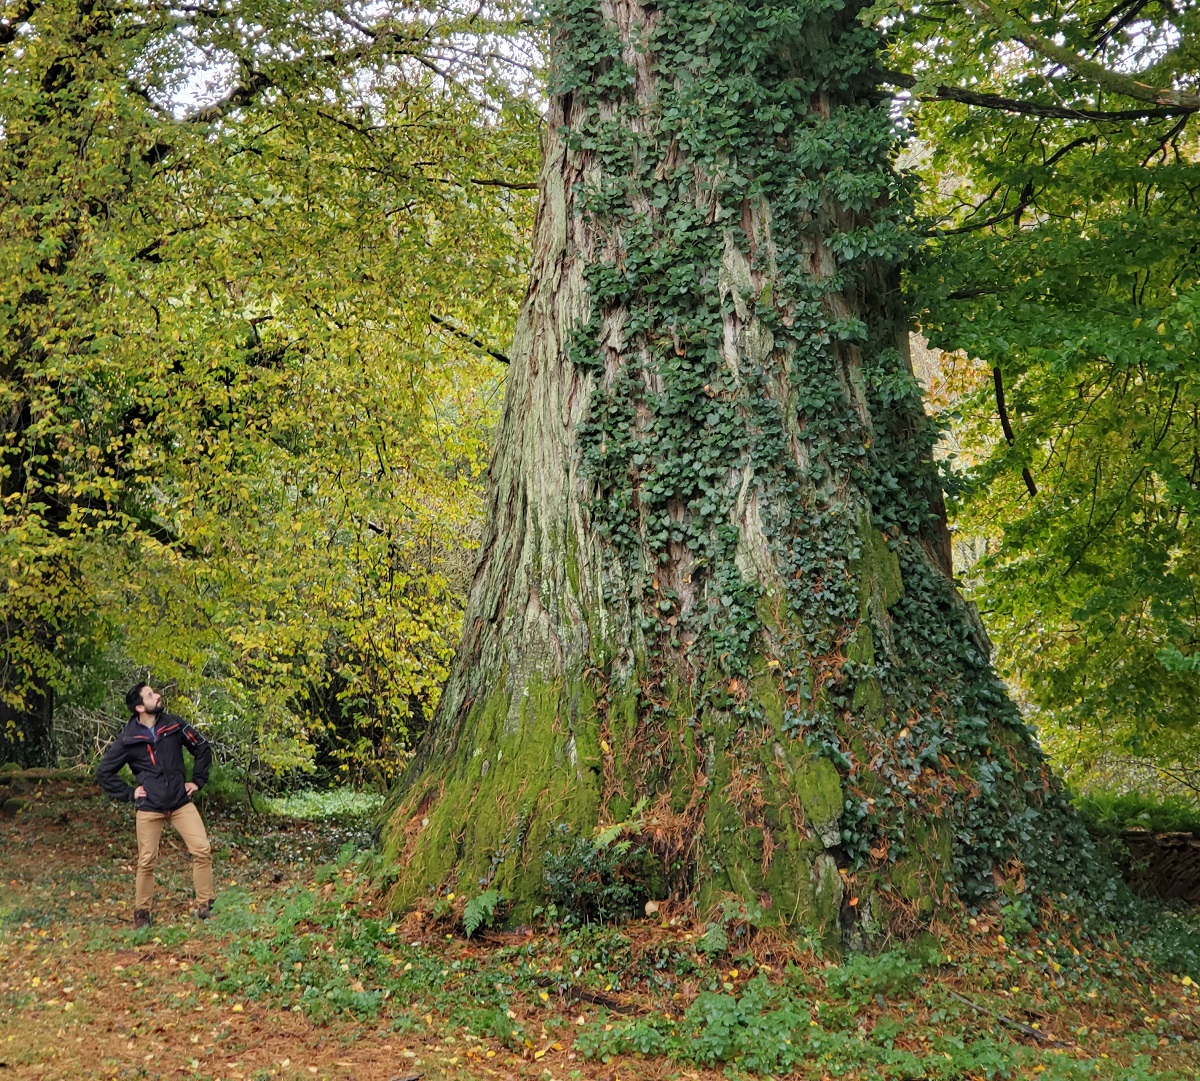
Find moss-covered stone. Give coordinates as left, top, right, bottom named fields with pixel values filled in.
left=2, top=796, right=29, bottom=818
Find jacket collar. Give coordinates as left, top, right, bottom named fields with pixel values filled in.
left=121, top=713, right=179, bottom=744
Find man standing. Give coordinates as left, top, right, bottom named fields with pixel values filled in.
left=96, top=683, right=216, bottom=928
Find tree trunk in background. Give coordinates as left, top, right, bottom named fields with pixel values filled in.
left=0, top=686, right=55, bottom=769
left=383, top=0, right=1099, bottom=942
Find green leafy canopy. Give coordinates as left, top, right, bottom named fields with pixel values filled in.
left=891, top=0, right=1200, bottom=782
left=0, top=1, right=538, bottom=772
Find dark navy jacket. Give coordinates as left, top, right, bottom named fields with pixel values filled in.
left=96, top=713, right=212, bottom=813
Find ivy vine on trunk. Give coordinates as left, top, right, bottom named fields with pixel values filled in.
left=383, top=0, right=1111, bottom=942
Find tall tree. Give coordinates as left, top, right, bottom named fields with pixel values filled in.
left=384, top=0, right=1101, bottom=939
left=0, top=0, right=164, bottom=764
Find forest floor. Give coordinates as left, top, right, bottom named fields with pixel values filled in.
left=1, top=778, right=1199, bottom=1081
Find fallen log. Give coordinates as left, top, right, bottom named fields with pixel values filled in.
left=1120, top=830, right=1200, bottom=903
left=0, top=767, right=92, bottom=785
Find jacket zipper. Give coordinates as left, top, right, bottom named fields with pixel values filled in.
left=148, top=746, right=157, bottom=767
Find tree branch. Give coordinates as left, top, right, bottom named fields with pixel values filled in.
left=430, top=314, right=510, bottom=365
left=994, top=367, right=1038, bottom=497
left=927, top=136, right=1096, bottom=235
left=180, top=65, right=275, bottom=124
left=0, top=1, right=40, bottom=51
left=883, top=70, right=1195, bottom=120
left=956, top=0, right=1200, bottom=111
left=1088, top=0, right=1154, bottom=50
left=173, top=26, right=450, bottom=127
left=930, top=187, right=1030, bottom=235
left=468, top=177, right=538, bottom=191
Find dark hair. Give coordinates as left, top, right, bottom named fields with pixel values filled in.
left=125, top=683, right=149, bottom=717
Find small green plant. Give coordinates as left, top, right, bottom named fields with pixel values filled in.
left=262, top=787, right=384, bottom=823
left=1074, top=790, right=1200, bottom=836
left=463, top=889, right=501, bottom=938
left=696, top=899, right=763, bottom=959
left=1000, top=895, right=1036, bottom=937
left=477, top=1005, right=529, bottom=1050
left=697, top=918, right=728, bottom=958
left=543, top=817, right=656, bottom=925
left=824, top=949, right=926, bottom=1005
left=208, top=888, right=260, bottom=933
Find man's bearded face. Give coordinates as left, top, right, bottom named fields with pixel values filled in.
left=141, top=687, right=165, bottom=715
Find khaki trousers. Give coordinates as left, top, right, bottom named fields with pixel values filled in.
left=134, top=803, right=214, bottom=910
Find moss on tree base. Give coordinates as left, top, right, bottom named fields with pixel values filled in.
left=385, top=664, right=955, bottom=945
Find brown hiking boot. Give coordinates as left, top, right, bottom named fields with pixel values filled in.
left=133, top=909, right=152, bottom=930
left=194, top=899, right=214, bottom=921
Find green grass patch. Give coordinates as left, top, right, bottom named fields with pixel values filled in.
left=165, top=846, right=1200, bottom=1080
left=260, top=787, right=384, bottom=823
left=6, top=781, right=1198, bottom=1080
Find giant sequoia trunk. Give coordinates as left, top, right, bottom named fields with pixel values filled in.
left=383, top=0, right=1098, bottom=940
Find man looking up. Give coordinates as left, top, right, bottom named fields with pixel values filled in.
left=96, top=683, right=216, bottom=928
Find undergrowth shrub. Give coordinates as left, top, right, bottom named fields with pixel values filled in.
left=150, top=829, right=1194, bottom=1081
left=1074, top=790, right=1200, bottom=836
left=559, top=924, right=636, bottom=982
left=824, top=949, right=927, bottom=1005
left=543, top=825, right=655, bottom=924
left=262, top=787, right=384, bottom=824
left=576, top=972, right=1169, bottom=1079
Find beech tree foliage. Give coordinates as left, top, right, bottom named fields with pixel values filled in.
left=892, top=0, right=1200, bottom=779
left=0, top=1, right=537, bottom=769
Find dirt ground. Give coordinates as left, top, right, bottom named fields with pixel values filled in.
left=0, top=779, right=717, bottom=1081
left=4, top=778, right=1199, bottom=1081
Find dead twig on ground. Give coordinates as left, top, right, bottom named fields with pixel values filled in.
left=947, top=989, right=1073, bottom=1048
left=532, top=975, right=640, bottom=1015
